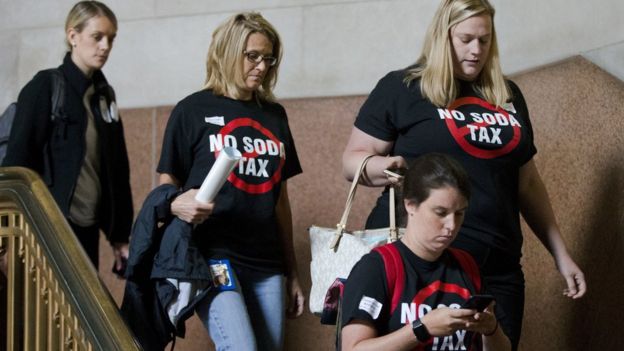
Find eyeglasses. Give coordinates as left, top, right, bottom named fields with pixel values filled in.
left=243, top=50, right=277, bottom=67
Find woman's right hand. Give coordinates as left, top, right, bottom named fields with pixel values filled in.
left=419, top=307, right=476, bottom=337
left=342, top=127, right=407, bottom=186
left=170, top=189, right=214, bottom=224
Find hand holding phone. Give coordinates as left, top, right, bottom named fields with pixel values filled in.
left=461, top=294, right=495, bottom=311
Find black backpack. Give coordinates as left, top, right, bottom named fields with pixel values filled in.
left=0, top=69, right=65, bottom=165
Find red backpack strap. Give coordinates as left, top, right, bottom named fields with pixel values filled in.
left=372, top=243, right=405, bottom=314
left=448, top=248, right=481, bottom=293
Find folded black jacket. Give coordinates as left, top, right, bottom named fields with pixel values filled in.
left=121, top=184, right=212, bottom=350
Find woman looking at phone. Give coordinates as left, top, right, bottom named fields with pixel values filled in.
left=341, top=153, right=510, bottom=351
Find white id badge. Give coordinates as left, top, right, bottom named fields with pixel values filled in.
left=208, top=259, right=236, bottom=291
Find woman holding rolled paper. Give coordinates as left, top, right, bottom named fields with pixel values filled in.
left=157, top=12, right=304, bottom=351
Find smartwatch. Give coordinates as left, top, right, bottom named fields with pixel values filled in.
left=412, top=318, right=432, bottom=343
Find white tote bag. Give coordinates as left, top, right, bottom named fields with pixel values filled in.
left=308, top=155, right=402, bottom=315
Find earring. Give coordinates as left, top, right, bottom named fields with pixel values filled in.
left=72, top=42, right=76, bottom=47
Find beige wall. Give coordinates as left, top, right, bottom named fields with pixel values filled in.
left=98, top=56, right=624, bottom=350
left=1, top=0, right=624, bottom=109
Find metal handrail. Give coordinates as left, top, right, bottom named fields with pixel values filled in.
left=0, top=167, right=140, bottom=350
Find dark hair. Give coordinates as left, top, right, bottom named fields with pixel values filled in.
left=402, top=153, right=471, bottom=206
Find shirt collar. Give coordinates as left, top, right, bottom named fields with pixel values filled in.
left=60, top=52, right=93, bottom=97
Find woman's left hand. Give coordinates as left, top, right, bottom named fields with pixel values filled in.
left=112, top=242, right=129, bottom=277
left=556, top=253, right=586, bottom=299
left=463, top=303, right=498, bottom=335
left=285, top=273, right=305, bottom=318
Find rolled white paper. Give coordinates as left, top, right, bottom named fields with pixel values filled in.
left=195, top=147, right=242, bottom=203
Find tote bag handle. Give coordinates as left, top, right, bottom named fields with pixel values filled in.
left=329, top=155, right=399, bottom=250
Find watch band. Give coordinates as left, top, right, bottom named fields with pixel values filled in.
left=412, top=318, right=432, bottom=343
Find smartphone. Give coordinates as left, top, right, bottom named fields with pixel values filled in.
left=383, top=169, right=405, bottom=179
left=461, top=294, right=495, bottom=311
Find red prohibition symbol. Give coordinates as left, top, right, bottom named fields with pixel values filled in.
left=445, top=97, right=521, bottom=159
left=218, top=117, right=285, bottom=194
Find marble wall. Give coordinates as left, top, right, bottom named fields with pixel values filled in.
left=97, top=56, right=624, bottom=350
left=2, top=0, right=624, bottom=109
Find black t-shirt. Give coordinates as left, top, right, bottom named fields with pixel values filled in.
left=355, top=70, right=536, bottom=263
left=341, top=241, right=481, bottom=350
left=158, top=90, right=302, bottom=272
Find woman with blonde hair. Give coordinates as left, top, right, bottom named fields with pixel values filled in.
left=157, top=12, right=304, bottom=350
left=3, top=1, right=132, bottom=271
left=342, top=0, right=585, bottom=349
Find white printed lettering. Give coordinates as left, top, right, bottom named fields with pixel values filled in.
left=253, top=139, right=267, bottom=155
left=470, top=112, right=483, bottom=123
left=455, top=330, right=467, bottom=350
left=495, top=113, right=509, bottom=126
left=256, top=159, right=269, bottom=177
left=224, top=135, right=236, bottom=148
left=400, top=303, right=416, bottom=324
left=438, top=108, right=453, bottom=120
left=439, top=335, right=454, bottom=350
left=242, top=136, right=254, bottom=153
left=482, top=113, right=496, bottom=125
left=209, top=134, right=223, bottom=152
left=237, top=157, right=271, bottom=178
left=490, top=128, right=502, bottom=144
left=437, top=109, right=465, bottom=121
left=266, top=140, right=279, bottom=156
left=467, top=125, right=502, bottom=144
left=209, top=134, right=237, bottom=152
left=452, top=110, right=465, bottom=121
left=244, top=158, right=257, bottom=175
left=509, top=115, right=521, bottom=127
left=433, top=337, right=440, bottom=351
left=478, top=127, right=491, bottom=143
left=467, top=125, right=479, bottom=140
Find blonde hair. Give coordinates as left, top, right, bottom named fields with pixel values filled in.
left=204, top=12, right=282, bottom=103
left=405, top=0, right=510, bottom=107
left=65, top=1, right=117, bottom=52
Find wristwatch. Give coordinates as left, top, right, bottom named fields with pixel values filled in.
left=412, top=318, right=432, bottom=343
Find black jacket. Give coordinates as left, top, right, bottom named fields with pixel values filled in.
left=122, top=184, right=212, bottom=350
left=3, top=53, right=133, bottom=243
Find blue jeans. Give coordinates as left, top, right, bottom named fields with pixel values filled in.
left=196, top=264, right=285, bottom=351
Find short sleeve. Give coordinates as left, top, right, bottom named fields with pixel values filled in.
left=353, top=72, right=402, bottom=142
left=340, top=251, right=389, bottom=331
left=508, top=80, right=537, bottom=164
left=276, top=105, right=302, bottom=180
left=157, top=103, right=192, bottom=183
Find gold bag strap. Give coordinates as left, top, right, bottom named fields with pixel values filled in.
left=329, top=155, right=398, bottom=250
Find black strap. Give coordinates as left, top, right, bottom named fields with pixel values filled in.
left=47, top=69, right=65, bottom=122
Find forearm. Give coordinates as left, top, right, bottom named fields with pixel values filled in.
left=518, top=161, right=570, bottom=260
left=482, top=324, right=512, bottom=351
left=343, top=153, right=404, bottom=187
left=159, top=173, right=180, bottom=187
left=275, top=182, right=298, bottom=276
left=343, top=324, right=419, bottom=351
left=342, top=127, right=406, bottom=186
